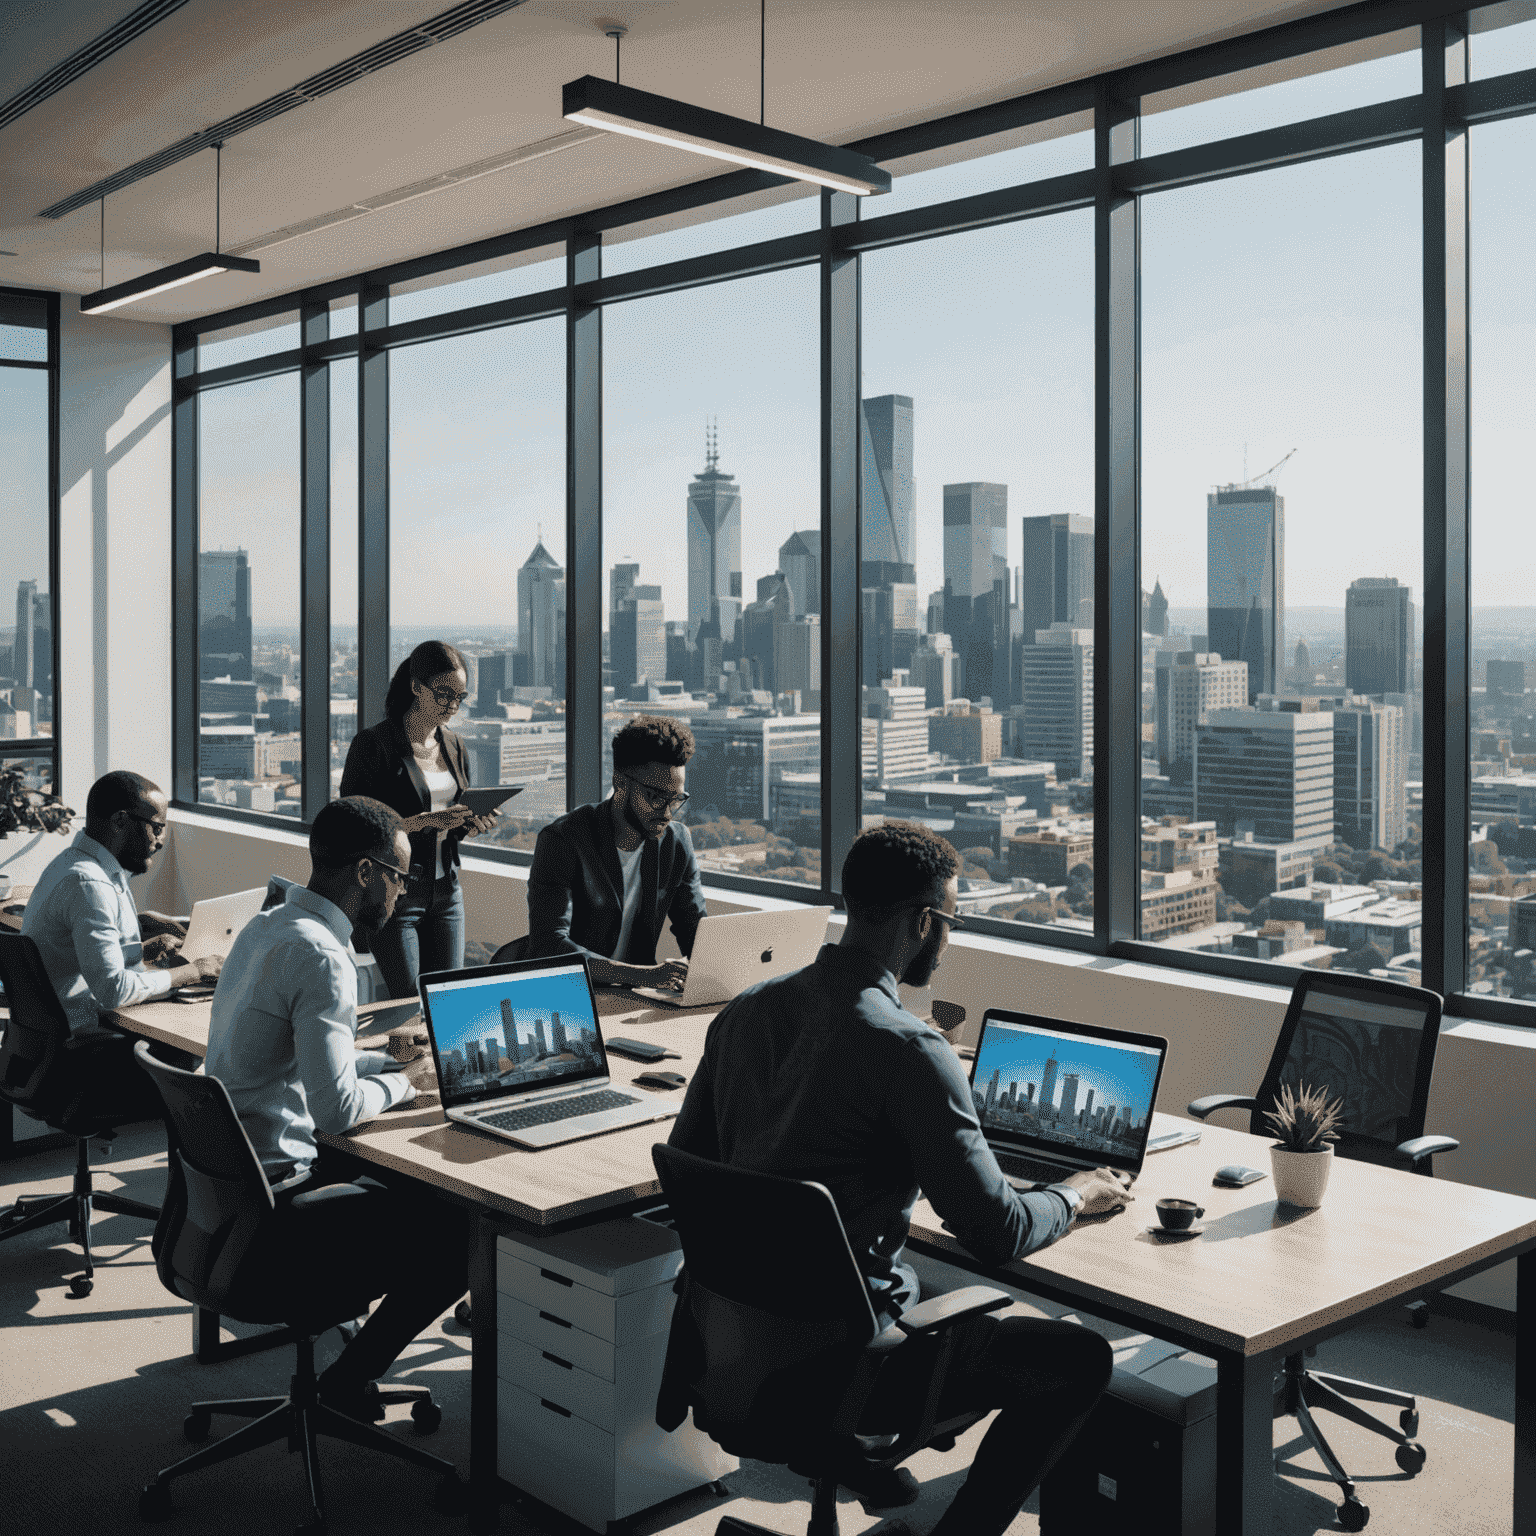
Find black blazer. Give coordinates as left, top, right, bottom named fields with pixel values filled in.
left=339, top=718, right=472, bottom=883
left=526, top=799, right=708, bottom=966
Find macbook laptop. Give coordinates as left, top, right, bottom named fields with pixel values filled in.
left=968, top=1009, right=1169, bottom=1189
left=177, top=887, right=268, bottom=962
left=629, top=906, right=833, bottom=1008
left=418, top=955, right=679, bottom=1149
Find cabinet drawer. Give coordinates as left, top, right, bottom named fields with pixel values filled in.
left=497, top=1220, right=682, bottom=1296
left=497, top=1251, right=676, bottom=1344
left=497, top=1295, right=615, bottom=1380
left=500, top=1335, right=615, bottom=1431
left=498, top=1378, right=615, bottom=1533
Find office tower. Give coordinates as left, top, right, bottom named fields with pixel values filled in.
left=774, top=613, right=820, bottom=698
left=1019, top=624, right=1093, bottom=779
left=1154, top=652, right=1249, bottom=768
left=943, top=483, right=1009, bottom=703
left=911, top=633, right=961, bottom=709
left=551, top=1012, right=566, bottom=1053
left=1488, top=659, right=1525, bottom=702
left=1144, top=577, right=1168, bottom=637
left=199, top=548, right=253, bottom=681
left=861, top=580, right=920, bottom=686
left=11, top=579, right=36, bottom=689
left=1019, top=513, right=1093, bottom=645
left=611, top=583, right=667, bottom=689
left=1061, top=1072, right=1080, bottom=1123
left=861, top=395, right=915, bottom=576
left=533, top=1019, right=548, bottom=1057
left=517, top=540, right=566, bottom=695
left=777, top=531, right=820, bottom=617
left=1207, top=484, right=1283, bottom=700
left=1324, top=694, right=1408, bottom=851
left=498, top=1000, right=516, bottom=1062
left=484, top=1037, right=501, bottom=1072
left=1345, top=577, right=1414, bottom=697
left=1040, top=1054, right=1059, bottom=1117
left=741, top=575, right=792, bottom=693
left=929, top=700, right=1001, bottom=765
left=926, top=589, right=945, bottom=635
left=665, top=622, right=696, bottom=690
left=475, top=651, right=516, bottom=712
left=861, top=679, right=930, bottom=785
left=687, top=713, right=821, bottom=820
left=610, top=560, right=640, bottom=617
left=1084, top=1087, right=1095, bottom=1120
left=985, top=1068, right=999, bottom=1116
left=1294, top=638, right=1312, bottom=677
left=1195, top=699, right=1334, bottom=847
left=687, top=425, right=742, bottom=645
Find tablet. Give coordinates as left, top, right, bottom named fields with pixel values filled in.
left=458, top=785, right=524, bottom=817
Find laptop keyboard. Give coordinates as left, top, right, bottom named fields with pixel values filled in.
left=477, top=1089, right=640, bottom=1133
left=996, top=1152, right=1077, bottom=1187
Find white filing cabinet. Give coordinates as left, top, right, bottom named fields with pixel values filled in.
left=495, top=1216, right=736, bottom=1534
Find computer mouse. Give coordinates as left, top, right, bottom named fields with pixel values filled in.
left=633, top=1070, right=687, bottom=1090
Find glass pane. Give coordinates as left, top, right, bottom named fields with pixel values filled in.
left=1469, top=115, right=1536, bottom=1002
left=0, top=367, right=52, bottom=741
left=861, top=213, right=1094, bottom=929
left=1140, top=30, right=1420, bottom=159
left=0, top=753, right=54, bottom=800
left=389, top=248, right=563, bottom=326
left=603, top=268, right=821, bottom=889
left=389, top=320, right=567, bottom=846
left=197, top=374, right=304, bottom=816
left=198, top=311, right=300, bottom=372
left=330, top=360, right=359, bottom=800
left=603, top=189, right=819, bottom=277
left=329, top=296, right=358, bottom=338
left=1472, top=3, right=1536, bottom=79
left=0, top=291, right=48, bottom=362
left=1140, top=144, right=1422, bottom=970
left=872, top=116, right=1093, bottom=220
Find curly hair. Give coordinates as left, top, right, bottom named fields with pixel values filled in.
left=841, top=820, right=960, bottom=920
left=612, top=715, right=695, bottom=772
left=310, top=796, right=405, bottom=870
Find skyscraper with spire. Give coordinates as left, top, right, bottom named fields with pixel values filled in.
left=517, top=535, right=566, bottom=696
left=686, top=420, right=742, bottom=646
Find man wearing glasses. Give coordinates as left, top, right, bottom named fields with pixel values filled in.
left=668, top=822, right=1129, bottom=1536
left=204, top=796, right=467, bottom=1416
left=524, top=715, right=707, bottom=991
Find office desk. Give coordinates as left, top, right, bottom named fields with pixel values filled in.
left=907, top=1119, right=1536, bottom=1536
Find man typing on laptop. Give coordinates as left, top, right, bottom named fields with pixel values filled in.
left=669, top=821, right=1130, bottom=1536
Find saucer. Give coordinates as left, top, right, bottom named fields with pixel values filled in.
left=1147, top=1223, right=1204, bottom=1240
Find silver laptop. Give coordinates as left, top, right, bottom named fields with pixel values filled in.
left=968, top=1009, right=1169, bottom=1188
left=418, top=955, right=679, bottom=1149
left=178, top=887, right=267, bottom=961
left=630, top=906, right=833, bottom=1008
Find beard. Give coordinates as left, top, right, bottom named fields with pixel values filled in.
left=900, top=925, right=946, bottom=989
left=621, top=792, right=664, bottom=841
left=356, top=896, right=392, bottom=934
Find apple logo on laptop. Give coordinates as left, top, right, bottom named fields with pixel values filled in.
left=760, top=947, right=773, bottom=964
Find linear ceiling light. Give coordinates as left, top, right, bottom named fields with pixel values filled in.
left=81, top=142, right=259, bottom=315
left=562, top=74, right=890, bottom=197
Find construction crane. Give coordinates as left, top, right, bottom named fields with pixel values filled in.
left=1238, top=447, right=1296, bottom=490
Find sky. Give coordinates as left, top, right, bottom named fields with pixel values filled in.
left=974, top=1019, right=1161, bottom=1123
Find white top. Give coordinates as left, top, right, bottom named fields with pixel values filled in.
left=423, top=766, right=456, bottom=879
left=614, top=844, right=645, bottom=963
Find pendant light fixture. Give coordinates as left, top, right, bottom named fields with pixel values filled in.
left=81, top=143, right=259, bottom=315
left=563, top=3, right=889, bottom=197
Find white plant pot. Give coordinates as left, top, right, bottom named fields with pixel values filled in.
left=1270, top=1145, right=1333, bottom=1208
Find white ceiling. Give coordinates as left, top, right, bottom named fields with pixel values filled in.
left=0, top=0, right=1355, bottom=324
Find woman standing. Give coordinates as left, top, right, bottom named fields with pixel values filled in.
left=340, top=640, right=492, bottom=998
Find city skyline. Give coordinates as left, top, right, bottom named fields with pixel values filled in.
left=972, top=1025, right=1161, bottom=1131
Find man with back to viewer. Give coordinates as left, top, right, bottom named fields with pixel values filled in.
left=668, top=820, right=1132, bottom=1535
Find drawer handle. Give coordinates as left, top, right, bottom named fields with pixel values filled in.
left=539, top=1267, right=574, bottom=1287
left=542, top=1351, right=573, bottom=1370
left=538, top=1310, right=572, bottom=1329
left=540, top=1398, right=572, bottom=1417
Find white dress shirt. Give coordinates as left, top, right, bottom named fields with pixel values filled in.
left=204, top=884, right=416, bottom=1182
left=21, top=831, right=174, bottom=1036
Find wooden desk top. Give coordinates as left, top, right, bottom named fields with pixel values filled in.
left=0, top=884, right=34, bottom=933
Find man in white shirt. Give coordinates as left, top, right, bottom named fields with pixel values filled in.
left=22, top=771, right=219, bottom=1120
left=204, top=796, right=467, bottom=1414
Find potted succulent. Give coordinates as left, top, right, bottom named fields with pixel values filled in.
left=1264, top=1080, right=1343, bottom=1208
left=0, top=766, right=76, bottom=902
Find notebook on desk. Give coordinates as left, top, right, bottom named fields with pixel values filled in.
left=417, top=955, right=679, bottom=1149
left=968, top=1009, right=1169, bottom=1189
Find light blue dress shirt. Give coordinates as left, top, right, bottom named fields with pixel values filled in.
left=204, top=884, right=415, bottom=1182
left=21, top=831, right=174, bottom=1036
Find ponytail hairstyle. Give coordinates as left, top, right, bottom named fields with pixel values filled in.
left=384, top=639, right=469, bottom=723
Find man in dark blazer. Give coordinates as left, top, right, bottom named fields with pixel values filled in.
left=525, top=715, right=707, bottom=990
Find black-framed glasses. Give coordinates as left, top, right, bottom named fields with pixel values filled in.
left=122, top=809, right=168, bottom=837
left=352, top=853, right=410, bottom=888
left=426, top=685, right=469, bottom=708
left=622, top=776, right=691, bottom=814
left=919, top=906, right=965, bottom=929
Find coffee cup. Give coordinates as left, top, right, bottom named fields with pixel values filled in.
left=1155, top=1198, right=1205, bottom=1231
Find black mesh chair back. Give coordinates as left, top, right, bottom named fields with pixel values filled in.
left=0, top=932, right=79, bottom=1122
left=1254, top=971, right=1443, bottom=1172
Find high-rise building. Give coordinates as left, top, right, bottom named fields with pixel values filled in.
left=12, top=579, right=36, bottom=689
left=1345, top=577, right=1414, bottom=697
left=475, top=651, right=516, bottom=711
left=1019, top=513, right=1093, bottom=645
left=741, top=575, right=792, bottom=693
left=861, top=395, right=915, bottom=576
left=929, top=699, right=1001, bottom=765
left=199, top=549, right=253, bottom=681
left=686, top=426, right=742, bottom=645
left=1154, top=652, right=1249, bottom=768
left=1207, top=484, right=1283, bottom=700
left=944, top=483, right=1009, bottom=702
left=1040, top=1054, right=1059, bottom=1117
left=1323, top=694, right=1408, bottom=851
left=1143, top=577, right=1169, bottom=637
left=687, top=713, right=821, bottom=821
left=861, top=679, right=930, bottom=785
left=1019, top=624, right=1093, bottom=779
left=910, top=632, right=961, bottom=709
left=499, top=999, right=520, bottom=1062
left=774, top=614, right=820, bottom=698
left=611, top=583, right=667, bottom=689
left=777, top=531, right=820, bottom=617
left=861, top=580, right=920, bottom=685
left=517, top=540, right=565, bottom=694
left=1195, top=698, right=1334, bottom=847
left=609, top=560, right=640, bottom=617
left=1061, top=1072, right=1080, bottom=1123
left=551, top=1011, right=567, bottom=1053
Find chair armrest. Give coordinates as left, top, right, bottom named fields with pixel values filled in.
left=894, top=1286, right=1012, bottom=1337
left=1396, top=1134, right=1459, bottom=1166
left=1187, top=1093, right=1259, bottom=1121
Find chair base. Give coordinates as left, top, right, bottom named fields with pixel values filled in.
left=140, top=1335, right=460, bottom=1534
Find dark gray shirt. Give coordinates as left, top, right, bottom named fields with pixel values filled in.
left=669, top=944, right=1072, bottom=1318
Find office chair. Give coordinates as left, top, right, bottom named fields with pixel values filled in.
left=0, top=933, right=161, bottom=1297
left=652, top=1143, right=1014, bottom=1536
left=1187, top=968, right=1458, bottom=1533
left=132, top=1043, right=461, bottom=1536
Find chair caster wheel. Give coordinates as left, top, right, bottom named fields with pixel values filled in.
left=411, top=1399, right=443, bottom=1435
left=453, top=1299, right=473, bottom=1329
left=1399, top=1408, right=1419, bottom=1437
left=69, top=1275, right=93, bottom=1298
left=139, top=1481, right=173, bottom=1522
left=1338, top=1496, right=1369, bottom=1531
left=431, top=1473, right=466, bottom=1514
left=184, top=1410, right=212, bottom=1442
left=1411, top=1308, right=1429, bottom=1328
left=1395, top=1442, right=1426, bottom=1474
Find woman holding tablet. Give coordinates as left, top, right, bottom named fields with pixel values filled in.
left=340, top=640, right=496, bottom=998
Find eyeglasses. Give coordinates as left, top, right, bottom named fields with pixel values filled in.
left=122, top=809, right=168, bottom=837
left=918, top=906, right=965, bottom=929
left=622, top=776, right=690, bottom=814
left=352, top=854, right=410, bottom=888
left=426, top=685, right=469, bottom=708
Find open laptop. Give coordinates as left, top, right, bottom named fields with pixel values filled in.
left=629, top=906, right=833, bottom=1008
left=418, top=955, right=679, bottom=1149
left=177, top=886, right=268, bottom=962
left=968, top=1009, right=1169, bottom=1189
